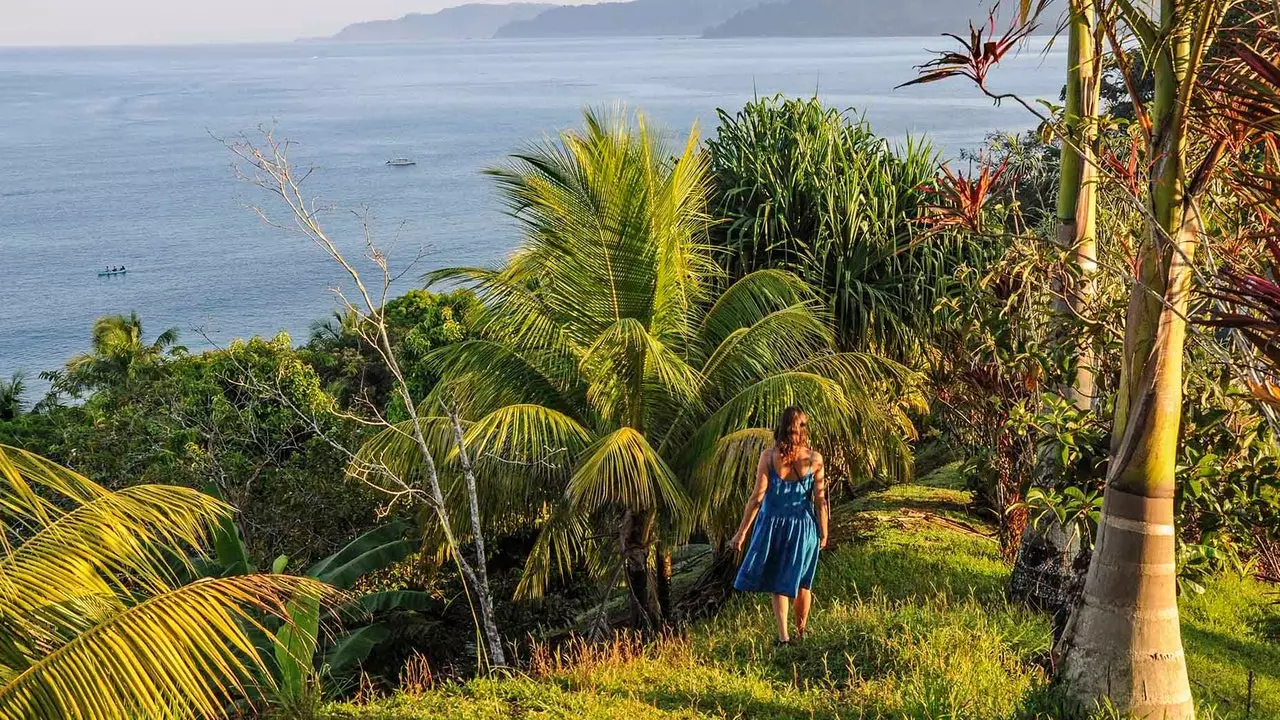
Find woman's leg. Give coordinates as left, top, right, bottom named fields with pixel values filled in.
left=794, top=588, right=813, bottom=637
left=771, top=594, right=791, bottom=642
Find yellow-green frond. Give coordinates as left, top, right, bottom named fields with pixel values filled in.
left=513, top=507, right=594, bottom=600
left=349, top=417, right=455, bottom=492
left=697, top=269, right=815, bottom=350
left=0, top=575, right=330, bottom=720
left=568, top=427, right=690, bottom=518
left=1, top=484, right=234, bottom=650
left=688, top=428, right=774, bottom=545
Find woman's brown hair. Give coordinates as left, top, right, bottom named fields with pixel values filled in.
left=774, top=406, right=809, bottom=461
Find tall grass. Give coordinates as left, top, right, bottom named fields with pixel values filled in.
left=319, top=478, right=1278, bottom=720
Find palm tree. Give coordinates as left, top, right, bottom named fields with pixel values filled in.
left=0, top=372, right=24, bottom=421
left=0, top=443, right=328, bottom=719
left=359, top=108, right=915, bottom=626
left=1009, top=0, right=1104, bottom=616
left=65, top=312, right=182, bottom=392
left=1060, top=0, right=1248, bottom=715
left=905, top=1, right=1270, bottom=714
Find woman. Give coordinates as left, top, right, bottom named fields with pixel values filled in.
left=730, top=406, right=829, bottom=644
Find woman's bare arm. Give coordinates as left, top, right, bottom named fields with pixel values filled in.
left=814, top=453, right=829, bottom=549
left=731, top=451, right=771, bottom=552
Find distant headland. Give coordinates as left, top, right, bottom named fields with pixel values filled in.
left=316, top=0, right=1030, bottom=42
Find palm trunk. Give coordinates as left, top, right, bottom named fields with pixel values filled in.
left=1009, top=0, right=1100, bottom=613
left=1058, top=3, right=1195, bottom=715
left=620, top=509, right=659, bottom=630
left=655, top=546, right=673, bottom=622
left=1059, top=0, right=1101, bottom=411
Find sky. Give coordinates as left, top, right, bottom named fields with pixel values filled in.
left=1, top=0, right=601, bottom=47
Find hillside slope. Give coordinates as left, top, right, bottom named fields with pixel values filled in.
left=494, top=0, right=766, bottom=38
left=706, top=0, right=1000, bottom=37
left=328, top=4, right=557, bottom=42
left=321, top=469, right=1279, bottom=719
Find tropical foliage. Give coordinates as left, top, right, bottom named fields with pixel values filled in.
left=0, top=444, right=328, bottom=719
left=706, top=95, right=981, bottom=358
left=63, top=311, right=183, bottom=395
left=352, top=108, right=916, bottom=626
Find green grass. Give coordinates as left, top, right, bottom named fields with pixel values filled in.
left=320, top=469, right=1278, bottom=719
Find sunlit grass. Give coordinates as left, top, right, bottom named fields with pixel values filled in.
left=320, top=473, right=1278, bottom=720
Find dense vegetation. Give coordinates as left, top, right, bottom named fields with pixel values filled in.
left=3, top=2, right=1280, bottom=717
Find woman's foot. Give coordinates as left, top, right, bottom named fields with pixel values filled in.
left=794, top=627, right=807, bottom=644
left=775, top=637, right=790, bottom=646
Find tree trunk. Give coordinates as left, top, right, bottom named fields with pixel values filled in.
left=447, top=407, right=507, bottom=668
left=1009, top=0, right=1101, bottom=610
left=655, top=546, right=673, bottom=622
left=619, top=510, right=659, bottom=631
left=1059, top=5, right=1195, bottom=711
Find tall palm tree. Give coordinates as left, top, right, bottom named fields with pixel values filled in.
left=0, top=372, right=24, bottom=421
left=0, top=443, right=328, bottom=719
left=1060, top=0, right=1250, bottom=716
left=359, top=108, right=915, bottom=625
left=65, top=312, right=182, bottom=392
left=1009, top=0, right=1105, bottom=617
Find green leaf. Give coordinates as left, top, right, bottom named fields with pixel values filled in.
left=323, top=624, right=391, bottom=675
left=353, top=590, right=437, bottom=615
left=275, top=593, right=321, bottom=703
left=203, top=483, right=253, bottom=576
left=305, top=521, right=414, bottom=589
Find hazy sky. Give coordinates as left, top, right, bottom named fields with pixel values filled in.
left=2, top=0, right=602, bottom=47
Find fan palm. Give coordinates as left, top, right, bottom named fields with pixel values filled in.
left=358, top=108, right=916, bottom=625
left=0, top=444, right=329, bottom=719
left=65, top=312, right=182, bottom=392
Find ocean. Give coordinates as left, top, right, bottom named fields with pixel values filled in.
left=0, top=37, right=1064, bottom=384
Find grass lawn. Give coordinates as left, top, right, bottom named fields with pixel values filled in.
left=320, top=466, right=1279, bottom=719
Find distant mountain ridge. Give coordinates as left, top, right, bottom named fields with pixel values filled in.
left=322, top=0, right=1046, bottom=42
left=705, top=0, right=1007, bottom=38
left=495, top=0, right=768, bottom=38
left=326, top=3, right=556, bottom=42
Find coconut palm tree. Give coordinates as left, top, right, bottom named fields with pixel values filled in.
left=0, top=443, right=328, bottom=719
left=0, top=372, right=24, bottom=421
left=65, top=312, right=182, bottom=393
left=357, top=108, right=916, bottom=626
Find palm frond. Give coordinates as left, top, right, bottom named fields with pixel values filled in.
left=686, top=428, right=774, bottom=545
left=697, top=269, right=815, bottom=351
left=348, top=417, right=455, bottom=492
left=0, top=575, right=329, bottom=720
left=568, top=427, right=690, bottom=518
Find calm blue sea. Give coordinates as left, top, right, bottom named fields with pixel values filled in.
left=0, top=37, right=1064, bottom=385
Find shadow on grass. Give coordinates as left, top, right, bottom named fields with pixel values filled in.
left=1182, top=625, right=1280, bottom=719
left=632, top=685, right=838, bottom=720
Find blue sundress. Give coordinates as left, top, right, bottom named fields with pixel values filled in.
left=733, top=459, right=821, bottom=598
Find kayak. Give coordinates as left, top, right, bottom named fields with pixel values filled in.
left=98, top=270, right=128, bottom=277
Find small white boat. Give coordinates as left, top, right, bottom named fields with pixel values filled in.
left=98, top=268, right=128, bottom=277
left=386, top=158, right=416, bottom=167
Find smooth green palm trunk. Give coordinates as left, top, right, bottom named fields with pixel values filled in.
left=1059, top=1, right=1195, bottom=716
left=1010, top=0, right=1101, bottom=616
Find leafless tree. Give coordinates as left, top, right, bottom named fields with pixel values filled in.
left=222, top=127, right=507, bottom=668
